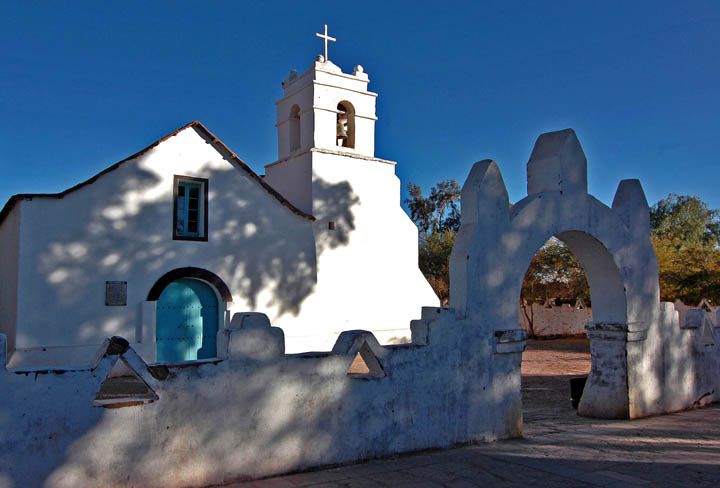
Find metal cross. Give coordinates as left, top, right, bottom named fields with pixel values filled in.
left=315, top=24, right=336, bottom=62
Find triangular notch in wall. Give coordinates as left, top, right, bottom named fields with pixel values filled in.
left=347, top=341, right=385, bottom=378
left=698, top=298, right=714, bottom=312
left=94, top=358, right=159, bottom=408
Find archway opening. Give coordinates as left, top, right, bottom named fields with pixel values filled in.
left=155, top=278, right=220, bottom=362
left=336, top=101, right=355, bottom=148
left=519, top=231, right=625, bottom=423
left=289, top=104, right=301, bottom=152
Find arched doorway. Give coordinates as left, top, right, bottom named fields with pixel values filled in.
left=449, top=140, right=660, bottom=418
left=520, top=234, right=596, bottom=423
left=156, top=278, right=219, bottom=362
left=517, top=229, right=629, bottom=419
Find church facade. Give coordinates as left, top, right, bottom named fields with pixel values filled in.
left=0, top=56, right=438, bottom=369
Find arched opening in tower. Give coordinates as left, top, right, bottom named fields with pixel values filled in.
left=336, top=101, right=355, bottom=148
left=289, top=104, right=301, bottom=152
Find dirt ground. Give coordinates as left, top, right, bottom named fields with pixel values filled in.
left=521, top=337, right=591, bottom=424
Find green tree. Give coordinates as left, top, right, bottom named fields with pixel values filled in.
left=521, top=238, right=590, bottom=305
left=650, top=194, right=720, bottom=304
left=650, top=194, right=720, bottom=247
left=418, top=231, right=456, bottom=305
left=406, top=180, right=461, bottom=238
left=520, top=238, right=590, bottom=337
left=405, top=180, right=461, bottom=304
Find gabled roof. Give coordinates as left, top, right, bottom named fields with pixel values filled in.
left=0, top=121, right=315, bottom=225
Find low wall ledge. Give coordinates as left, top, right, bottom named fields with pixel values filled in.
left=585, top=322, right=648, bottom=342
left=494, top=329, right=528, bottom=354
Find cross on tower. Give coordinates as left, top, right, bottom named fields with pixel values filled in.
left=315, top=24, right=336, bottom=62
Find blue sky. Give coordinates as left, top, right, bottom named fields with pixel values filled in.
left=1, top=1, right=718, bottom=211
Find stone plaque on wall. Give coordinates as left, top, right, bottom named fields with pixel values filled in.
left=105, top=281, right=127, bottom=306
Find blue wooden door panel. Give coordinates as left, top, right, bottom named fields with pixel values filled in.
left=156, top=279, right=218, bottom=362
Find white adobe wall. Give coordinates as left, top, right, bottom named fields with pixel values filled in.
left=672, top=299, right=718, bottom=327
left=0, top=204, right=20, bottom=351
left=519, top=303, right=591, bottom=337
left=274, top=151, right=439, bottom=352
left=0, top=309, right=527, bottom=488
left=10, top=126, right=317, bottom=368
left=265, top=153, right=313, bottom=214
left=630, top=302, right=720, bottom=417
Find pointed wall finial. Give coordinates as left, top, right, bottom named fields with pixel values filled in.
left=460, top=160, right=509, bottom=224
left=612, top=179, right=650, bottom=234
left=527, top=128, right=587, bottom=196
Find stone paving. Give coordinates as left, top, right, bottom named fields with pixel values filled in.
left=220, top=339, right=720, bottom=487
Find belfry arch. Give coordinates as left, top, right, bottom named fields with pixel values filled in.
left=336, top=101, right=355, bottom=148
left=450, top=128, right=660, bottom=419
left=289, top=104, right=301, bottom=152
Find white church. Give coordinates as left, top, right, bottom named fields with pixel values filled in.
left=0, top=28, right=438, bottom=369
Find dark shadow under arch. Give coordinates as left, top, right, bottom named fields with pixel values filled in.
left=147, top=267, right=233, bottom=302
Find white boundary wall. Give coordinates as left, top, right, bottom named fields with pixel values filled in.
left=519, top=303, right=592, bottom=337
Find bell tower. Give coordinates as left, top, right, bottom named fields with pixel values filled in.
left=265, top=25, right=383, bottom=214
left=265, top=56, right=380, bottom=214
left=263, top=26, right=439, bottom=351
left=273, top=56, right=377, bottom=164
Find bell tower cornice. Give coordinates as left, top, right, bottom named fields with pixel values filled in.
left=278, top=58, right=374, bottom=101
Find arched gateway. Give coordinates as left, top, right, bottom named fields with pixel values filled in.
left=450, top=129, right=660, bottom=419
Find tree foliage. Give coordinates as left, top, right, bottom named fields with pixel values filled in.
left=405, top=180, right=460, bottom=304
left=521, top=238, right=590, bottom=305
left=418, top=231, right=456, bottom=305
left=406, top=180, right=461, bottom=238
left=650, top=194, right=720, bottom=304
left=650, top=194, right=720, bottom=247
left=519, top=238, right=591, bottom=338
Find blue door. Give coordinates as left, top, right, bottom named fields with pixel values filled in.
left=156, top=278, right=218, bottom=362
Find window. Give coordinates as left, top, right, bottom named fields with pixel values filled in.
left=173, top=176, right=208, bottom=241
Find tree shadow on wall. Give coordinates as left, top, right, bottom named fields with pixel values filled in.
left=0, top=346, right=355, bottom=487
left=29, top=130, right=359, bottom=348
left=313, top=178, right=360, bottom=257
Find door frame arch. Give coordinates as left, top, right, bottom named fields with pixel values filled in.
left=145, top=267, right=233, bottom=363
left=147, top=267, right=233, bottom=302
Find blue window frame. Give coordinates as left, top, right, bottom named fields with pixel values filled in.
left=173, top=176, right=208, bottom=241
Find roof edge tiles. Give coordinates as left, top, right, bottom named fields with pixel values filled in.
left=0, top=121, right=316, bottom=225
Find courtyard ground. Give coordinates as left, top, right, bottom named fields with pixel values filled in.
left=220, top=338, right=719, bottom=487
